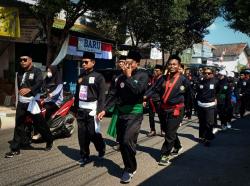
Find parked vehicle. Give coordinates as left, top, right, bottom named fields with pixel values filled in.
left=22, top=93, right=75, bottom=146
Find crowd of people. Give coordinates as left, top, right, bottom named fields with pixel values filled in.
left=4, top=50, right=250, bottom=184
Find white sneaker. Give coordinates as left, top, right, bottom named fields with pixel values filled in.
left=32, top=133, right=41, bottom=140
left=120, top=171, right=134, bottom=183
left=212, top=128, right=219, bottom=134
left=227, top=123, right=232, bottom=129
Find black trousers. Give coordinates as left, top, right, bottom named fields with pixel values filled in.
left=240, top=95, right=247, bottom=117
left=44, top=102, right=59, bottom=122
left=160, top=109, right=183, bottom=156
left=117, top=113, right=143, bottom=173
left=10, top=102, right=53, bottom=151
left=197, top=106, right=215, bottom=141
left=148, top=100, right=162, bottom=132
left=77, top=109, right=105, bottom=157
left=217, top=104, right=228, bottom=126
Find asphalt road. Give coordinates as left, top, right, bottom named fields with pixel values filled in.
left=0, top=113, right=250, bottom=186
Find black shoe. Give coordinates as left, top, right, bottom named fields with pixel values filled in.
left=147, top=131, right=156, bottom=137
left=158, top=155, right=171, bottom=166
left=5, top=150, right=20, bottom=158
left=45, top=141, right=54, bottom=151
left=78, top=156, right=91, bottom=166
left=171, top=147, right=183, bottom=156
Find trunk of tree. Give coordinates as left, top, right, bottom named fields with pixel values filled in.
left=46, top=19, right=54, bottom=67
left=161, top=47, right=165, bottom=67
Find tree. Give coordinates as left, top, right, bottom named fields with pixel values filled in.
left=29, top=0, right=128, bottom=66
left=92, top=0, right=155, bottom=48
left=29, top=0, right=88, bottom=66
left=223, top=0, right=250, bottom=36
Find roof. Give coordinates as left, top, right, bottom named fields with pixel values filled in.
left=213, top=43, right=248, bottom=57
left=200, top=40, right=216, bottom=49
left=53, top=19, right=108, bottom=41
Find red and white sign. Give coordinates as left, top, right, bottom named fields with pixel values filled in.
left=67, top=36, right=112, bottom=59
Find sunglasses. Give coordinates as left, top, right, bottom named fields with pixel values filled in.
left=204, top=72, right=212, bottom=75
left=20, top=58, right=28, bottom=62
left=82, top=60, right=90, bottom=65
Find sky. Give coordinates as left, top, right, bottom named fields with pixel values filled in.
left=205, top=17, right=250, bottom=46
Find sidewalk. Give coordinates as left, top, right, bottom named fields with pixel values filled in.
left=0, top=106, right=16, bottom=129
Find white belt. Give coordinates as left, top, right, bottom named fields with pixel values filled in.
left=198, top=101, right=216, bottom=108
left=78, top=100, right=101, bottom=133
left=19, top=95, right=41, bottom=114
left=79, top=100, right=97, bottom=110
left=19, top=95, right=33, bottom=103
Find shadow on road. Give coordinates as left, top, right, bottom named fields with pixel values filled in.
left=58, top=145, right=80, bottom=161
left=92, top=157, right=122, bottom=178
left=137, top=144, right=161, bottom=162
left=57, top=145, right=122, bottom=179
left=139, top=114, right=250, bottom=186
left=178, top=133, right=199, bottom=143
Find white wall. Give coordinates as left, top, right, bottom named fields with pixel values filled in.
left=213, top=51, right=248, bottom=72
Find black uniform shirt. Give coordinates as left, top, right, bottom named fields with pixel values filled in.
left=236, top=78, right=247, bottom=95
left=104, top=69, right=149, bottom=111
left=216, top=77, right=231, bottom=105
left=17, top=66, right=43, bottom=97
left=74, top=70, right=106, bottom=113
left=145, top=74, right=191, bottom=107
left=196, top=77, right=218, bottom=103
left=147, top=76, right=162, bottom=102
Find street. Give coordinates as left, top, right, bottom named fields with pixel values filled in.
left=0, top=113, right=250, bottom=186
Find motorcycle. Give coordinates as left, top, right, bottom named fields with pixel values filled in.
left=22, top=93, right=75, bottom=145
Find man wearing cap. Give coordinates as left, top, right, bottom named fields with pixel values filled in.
left=244, top=70, right=250, bottom=112
left=143, top=64, right=164, bottom=137
left=5, top=55, right=54, bottom=158
left=98, top=51, right=149, bottom=183
left=216, top=69, right=231, bottom=130
left=73, top=52, right=106, bottom=165
left=144, top=55, right=191, bottom=165
left=237, top=70, right=249, bottom=117
left=196, top=67, right=218, bottom=146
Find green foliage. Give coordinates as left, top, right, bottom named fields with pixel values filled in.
left=223, top=0, right=250, bottom=36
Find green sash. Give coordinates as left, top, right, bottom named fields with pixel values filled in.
left=106, top=104, right=143, bottom=138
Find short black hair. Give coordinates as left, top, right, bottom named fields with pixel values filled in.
left=127, top=50, right=141, bottom=62
left=119, top=55, right=126, bottom=61
left=154, top=64, right=163, bottom=71
left=82, top=52, right=95, bottom=60
left=167, top=55, right=181, bottom=64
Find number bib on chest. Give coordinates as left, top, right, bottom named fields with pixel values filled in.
left=79, top=85, right=88, bottom=100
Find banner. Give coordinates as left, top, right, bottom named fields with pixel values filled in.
left=69, top=36, right=112, bottom=59
left=78, top=38, right=101, bottom=53
left=0, top=7, right=20, bottom=38
left=150, top=47, right=162, bottom=59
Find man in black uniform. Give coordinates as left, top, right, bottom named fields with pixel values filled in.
left=216, top=70, right=231, bottom=130
left=237, top=70, right=248, bottom=117
left=73, top=52, right=106, bottom=165
left=144, top=64, right=164, bottom=137
left=145, top=55, right=191, bottom=165
left=98, top=51, right=148, bottom=184
left=5, top=55, right=54, bottom=158
left=196, top=67, right=218, bottom=146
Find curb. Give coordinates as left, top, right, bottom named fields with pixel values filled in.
left=0, top=116, right=15, bottom=130
left=0, top=112, right=16, bottom=117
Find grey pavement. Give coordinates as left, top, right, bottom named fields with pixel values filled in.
left=0, top=106, right=16, bottom=130
left=0, top=112, right=249, bottom=186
